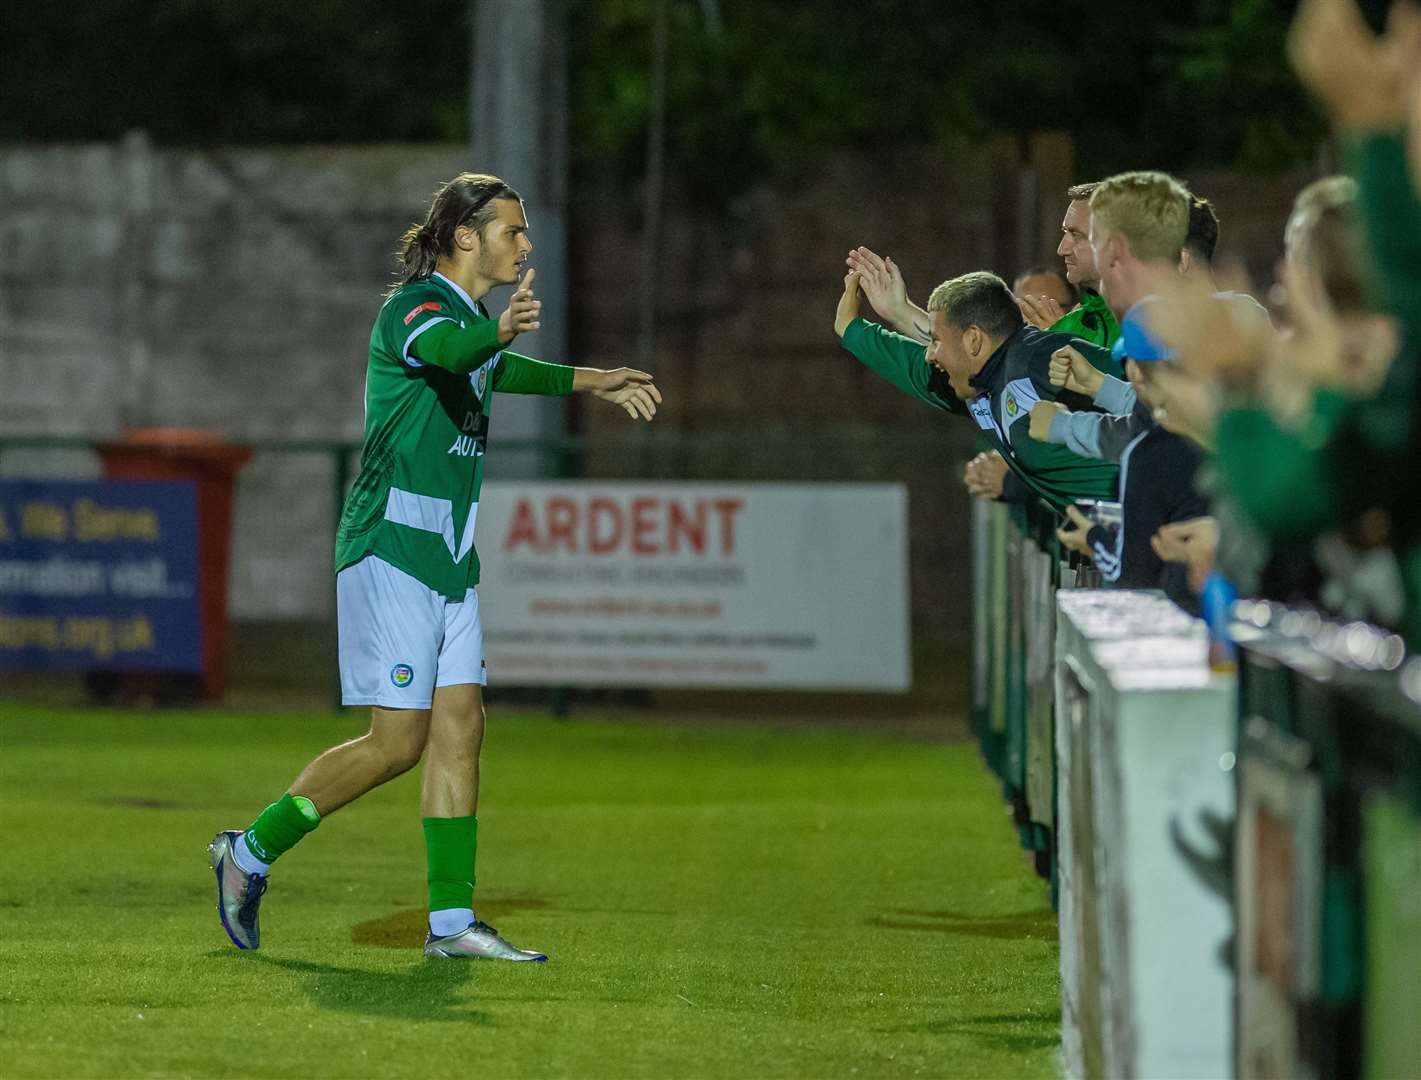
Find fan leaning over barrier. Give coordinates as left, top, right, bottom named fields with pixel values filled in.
left=833, top=268, right=1121, bottom=509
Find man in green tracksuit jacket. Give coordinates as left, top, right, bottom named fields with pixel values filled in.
left=834, top=268, right=1121, bottom=509
left=1013, top=181, right=1120, bottom=348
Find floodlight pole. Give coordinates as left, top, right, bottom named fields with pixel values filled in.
left=637, top=0, right=669, bottom=370
left=470, top=0, right=570, bottom=480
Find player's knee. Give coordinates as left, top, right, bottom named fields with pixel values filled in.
left=429, top=706, right=484, bottom=764
left=370, top=724, right=427, bottom=775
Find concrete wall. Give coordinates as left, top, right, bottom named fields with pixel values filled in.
left=0, top=135, right=470, bottom=619
left=0, top=133, right=1313, bottom=648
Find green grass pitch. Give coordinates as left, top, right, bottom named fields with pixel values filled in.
left=0, top=704, right=1059, bottom=1078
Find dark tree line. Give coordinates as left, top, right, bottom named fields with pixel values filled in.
left=3, top=0, right=1387, bottom=195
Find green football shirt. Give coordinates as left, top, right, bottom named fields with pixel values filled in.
left=1049, top=288, right=1120, bottom=348
left=335, top=271, right=573, bottom=598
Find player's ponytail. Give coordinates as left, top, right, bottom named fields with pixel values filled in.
left=392, top=173, right=521, bottom=290
left=396, top=223, right=442, bottom=284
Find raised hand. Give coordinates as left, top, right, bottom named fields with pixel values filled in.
left=1018, top=294, right=1065, bottom=330
left=589, top=367, right=662, bottom=421
left=834, top=271, right=863, bottom=337
left=846, top=246, right=908, bottom=319
left=1288, top=0, right=1421, bottom=131
left=497, top=268, right=541, bottom=344
left=1049, top=345, right=1105, bottom=397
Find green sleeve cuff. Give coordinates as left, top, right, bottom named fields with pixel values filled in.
left=411, top=318, right=507, bottom=374
left=492, top=351, right=575, bottom=395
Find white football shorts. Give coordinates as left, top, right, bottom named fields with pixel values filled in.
left=336, top=555, right=487, bottom=709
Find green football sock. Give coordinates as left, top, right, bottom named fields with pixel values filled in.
left=244, top=793, right=321, bottom=865
left=423, top=815, right=478, bottom=912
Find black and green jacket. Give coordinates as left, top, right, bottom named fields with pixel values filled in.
left=841, top=318, right=1122, bottom=508
left=1049, top=288, right=1120, bottom=348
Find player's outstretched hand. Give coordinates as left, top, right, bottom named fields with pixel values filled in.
left=1049, top=344, right=1105, bottom=397
left=497, top=268, right=541, bottom=344
left=589, top=367, right=662, bottom=421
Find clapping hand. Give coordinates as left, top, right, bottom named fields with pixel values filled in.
left=846, top=247, right=911, bottom=323
left=845, top=247, right=933, bottom=341
left=1018, top=294, right=1065, bottom=330
left=834, top=271, right=863, bottom=337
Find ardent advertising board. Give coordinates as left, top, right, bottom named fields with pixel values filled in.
left=475, top=482, right=911, bottom=690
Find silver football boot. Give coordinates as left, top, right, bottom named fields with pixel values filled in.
left=423, top=919, right=548, bottom=962
left=208, top=830, right=267, bottom=950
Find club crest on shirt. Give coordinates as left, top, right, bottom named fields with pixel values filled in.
left=471, top=352, right=500, bottom=401
left=390, top=663, right=414, bottom=687
left=1005, top=392, right=1019, bottom=417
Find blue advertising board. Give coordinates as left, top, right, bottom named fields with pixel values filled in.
left=0, top=480, right=202, bottom=672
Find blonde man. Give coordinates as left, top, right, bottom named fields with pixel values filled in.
left=1088, top=170, right=1192, bottom=319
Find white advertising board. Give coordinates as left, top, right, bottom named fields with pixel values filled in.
left=474, top=482, right=910, bottom=690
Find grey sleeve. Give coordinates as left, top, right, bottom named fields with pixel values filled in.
left=1048, top=410, right=1109, bottom=460
left=1094, top=408, right=1151, bottom=462
left=1046, top=408, right=1147, bottom=462
left=1094, top=375, right=1137, bottom=415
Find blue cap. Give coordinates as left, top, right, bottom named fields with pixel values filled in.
left=1110, top=296, right=1175, bottom=365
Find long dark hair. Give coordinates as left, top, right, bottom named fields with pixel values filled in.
left=393, top=173, right=521, bottom=290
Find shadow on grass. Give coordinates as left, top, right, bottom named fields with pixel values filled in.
left=352, top=898, right=675, bottom=950
left=864, top=908, right=1057, bottom=940
left=221, top=951, right=489, bottom=1023
left=352, top=898, right=553, bottom=949
left=881, top=1010, right=1061, bottom=1054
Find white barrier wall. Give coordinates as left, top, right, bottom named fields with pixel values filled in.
left=474, top=481, right=911, bottom=690
left=1055, top=590, right=1237, bottom=1080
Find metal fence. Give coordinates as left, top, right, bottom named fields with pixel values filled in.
left=971, top=497, right=1100, bottom=885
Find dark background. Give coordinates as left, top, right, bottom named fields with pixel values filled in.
left=2, top=0, right=1389, bottom=188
